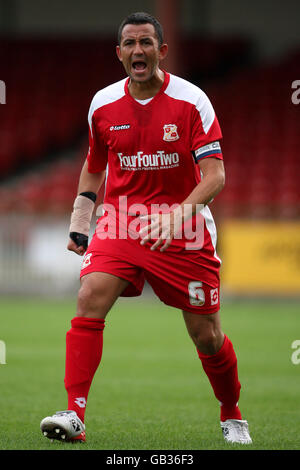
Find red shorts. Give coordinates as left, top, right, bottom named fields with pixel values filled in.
left=80, top=231, right=220, bottom=315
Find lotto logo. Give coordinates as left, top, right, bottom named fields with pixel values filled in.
left=74, top=397, right=87, bottom=408
left=110, top=124, right=130, bottom=131
left=82, top=253, right=92, bottom=269
left=210, top=288, right=219, bottom=306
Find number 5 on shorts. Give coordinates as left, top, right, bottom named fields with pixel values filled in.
left=188, top=281, right=205, bottom=306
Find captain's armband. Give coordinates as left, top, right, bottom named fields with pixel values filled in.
left=192, top=141, right=222, bottom=163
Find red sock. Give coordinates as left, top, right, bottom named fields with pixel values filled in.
left=197, top=335, right=242, bottom=422
left=64, top=316, right=105, bottom=423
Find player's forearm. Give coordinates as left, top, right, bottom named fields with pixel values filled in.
left=182, top=171, right=224, bottom=213
left=178, top=160, right=225, bottom=219
left=77, top=159, right=106, bottom=196
left=68, top=160, right=106, bottom=253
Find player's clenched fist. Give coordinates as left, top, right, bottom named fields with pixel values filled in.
left=67, top=233, right=88, bottom=256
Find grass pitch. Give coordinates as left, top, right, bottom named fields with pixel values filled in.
left=0, top=293, right=299, bottom=450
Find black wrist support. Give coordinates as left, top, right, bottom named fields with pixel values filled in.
left=79, top=191, right=97, bottom=203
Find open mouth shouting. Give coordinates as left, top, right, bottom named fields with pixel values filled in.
left=131, top=60, right=148, bottom=76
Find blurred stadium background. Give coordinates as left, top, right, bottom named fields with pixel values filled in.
left=0, top=0, right=299, bottom=298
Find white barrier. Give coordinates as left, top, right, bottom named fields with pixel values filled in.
left=0, top=215, right=85, bottom=295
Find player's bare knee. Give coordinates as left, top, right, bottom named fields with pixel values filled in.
left=191, top=329, right=222, bottom=355
left=76, top=282, right=108, bottom=318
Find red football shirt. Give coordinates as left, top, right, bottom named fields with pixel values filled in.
left=87, top=71, right=222, bottom=261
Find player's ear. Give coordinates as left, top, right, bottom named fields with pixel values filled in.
left=116, top=45, right=122, bottom=62
left=159, top=43, right=168, bottom=61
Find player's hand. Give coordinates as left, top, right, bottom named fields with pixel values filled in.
left=139, top=208, right=183, bottom=252
left=67, top=232, right=88, bottom=256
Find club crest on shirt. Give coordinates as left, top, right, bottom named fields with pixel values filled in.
left=163, top=124, right=179, bottom=142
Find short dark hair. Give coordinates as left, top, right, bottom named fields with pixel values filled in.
left=118, top=12, right=164, bottom=47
